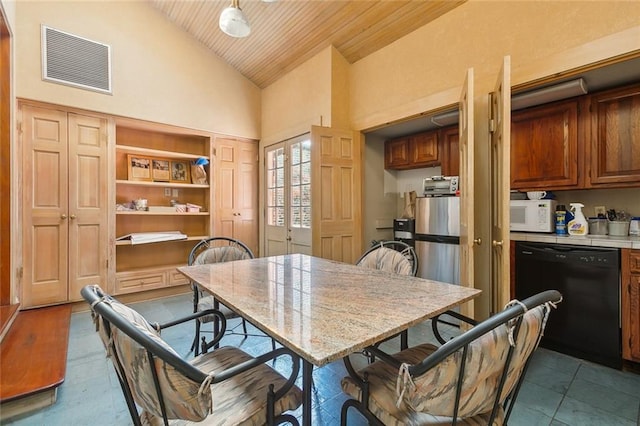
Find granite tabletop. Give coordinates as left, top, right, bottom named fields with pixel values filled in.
left=178, top=254, right=481, bottom=366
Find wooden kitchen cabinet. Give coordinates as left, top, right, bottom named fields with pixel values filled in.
left=440, top=125, right=459, bottom=176
left=213, top=136, right=259, bottom=255
left=622, top=249, right=640, bottom=363
left=384, top=130, right=439, bottom=170
left=587, top=83, right=640, bottom=188
left=20, top=101, right=109, bottom=307
left=510, top=99, right=581, bottom=190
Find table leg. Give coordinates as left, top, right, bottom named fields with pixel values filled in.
left=302, top=359, right=312, bottom=426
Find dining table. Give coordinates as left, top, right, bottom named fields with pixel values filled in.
left=178, top=253, right=481, bottom=425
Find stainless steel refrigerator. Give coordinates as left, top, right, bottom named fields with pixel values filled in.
left=415, top=196, right=460, bottom=285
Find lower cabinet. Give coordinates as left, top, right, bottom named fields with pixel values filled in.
left=115, top=266, right=190, bottom=294
left=622, top=249, right=640, bottom=362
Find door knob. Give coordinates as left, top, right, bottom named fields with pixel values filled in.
left=474, top=238, right=482, bottom=245
left=70, top=214, right=76, bottom=219
left=61, top=214, right=67, bottom=219
left=492, top=240, right=503, bottom=247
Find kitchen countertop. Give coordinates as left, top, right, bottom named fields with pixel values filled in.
left=511, top=232, right=640, bottom=249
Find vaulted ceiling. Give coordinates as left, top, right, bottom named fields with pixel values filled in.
left=150, top=0, right=466, bottom=88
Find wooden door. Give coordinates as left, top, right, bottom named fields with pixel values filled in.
left=490, top=56, right=512, bottom=313
left=458, top=68, right=475, bottom=319
left=311, top=126, right=362, bottom=263
left=67, top=113, right=108, bottom=302
left=0, top=12, right=10, bottom=305
left=22, top=104, right=69, bottom=307
left=235, top=140, right=258, bottom=254
left=214, top=137, right=258, bottom=255
left=622, top=249, right=640, bottom=362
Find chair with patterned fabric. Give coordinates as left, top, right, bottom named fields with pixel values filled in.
left=340, top=290, right=562, bottom=425
left=356, top=240, right=419, bottom=355
left=188, top=236, right=254, bottom=355
left=81, top=285, right=302, bottom=426
left=356, top=240, right=418, bottom=277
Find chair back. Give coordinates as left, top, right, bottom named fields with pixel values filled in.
left=82, top=285, right=212, bottom=423
left=356, top=240, right=418, bottom=276
left=404, top=290, right=561, bottom=423
left=188, top=236, right=254, bottom=266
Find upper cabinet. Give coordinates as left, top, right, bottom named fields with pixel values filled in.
left=587, top=84, right=640, bottom=188
left=510, top=82, right=640, bottom=191
left=384, top=129, right=440, bottom=170
left=510, top=99, right=580, bottom=190
left=440, top=125, right=460, bottom=177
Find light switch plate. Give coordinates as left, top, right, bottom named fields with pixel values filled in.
left=594, top=205, right=606, bottom=217
left=164, top=188, right=171, bottom=197
left=172, top=188, right=179, bottom=197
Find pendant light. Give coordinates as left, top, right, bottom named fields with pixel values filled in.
left=219, top=0, right=251, bottom=38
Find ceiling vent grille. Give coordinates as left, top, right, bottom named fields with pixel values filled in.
left=42, top=26, right=112, bottom=94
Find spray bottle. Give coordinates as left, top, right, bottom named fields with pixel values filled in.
left=568, top=203, right=588, bottom=235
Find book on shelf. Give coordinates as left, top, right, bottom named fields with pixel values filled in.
left=116, top=231, right=188, bottom=245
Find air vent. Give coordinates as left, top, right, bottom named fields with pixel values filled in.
left=42, top=26, right=112, bottom=94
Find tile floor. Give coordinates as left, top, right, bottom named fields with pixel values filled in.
left=5, top=292, right=640, bottom=426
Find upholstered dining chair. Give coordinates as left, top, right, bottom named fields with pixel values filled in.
left=356, top=240, right=418, bottom=277
left=356, top=240, right=419, bottom=354
left=188, top=236, right=254, bottom=355
left=81, top=285, right=302, bottom=426
left=340, top=289, right=562, bottom=425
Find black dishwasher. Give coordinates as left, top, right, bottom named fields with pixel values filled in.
left=515, top=242, right=621, bottom=369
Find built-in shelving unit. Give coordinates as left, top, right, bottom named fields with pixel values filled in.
left=112, top=120, right=213, bottom=295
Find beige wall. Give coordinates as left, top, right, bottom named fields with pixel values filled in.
left=350, top=0, right=640, bottom=131
left=261, top=46, right=333, bottom=146
left=14, top=0, right=261, bottom=138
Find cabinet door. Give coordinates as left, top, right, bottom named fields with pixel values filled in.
left=623, top=250, right=640, bottom=362
left=384, top=137, right=409, bottom=169
left=67, top=113, right=108, bottom=302
left=410, top=131, right=438, bottom=166
left=587, top=84, right=640, bottom=187
left=440, top=126, right=459, bottom=176
left=510, top=100, right=579, bottom=190
left=22, top=105, right=69, bottom=307
left=214, top=137, right=258, bottom=255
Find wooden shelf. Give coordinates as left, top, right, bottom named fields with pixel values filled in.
left=115, top=235, right=207, bottom=246
left=115, top=144, right=204, bottom=160
left=116, top=211, right=209, bottom=216
left=115, top=179, right=209, bottom=189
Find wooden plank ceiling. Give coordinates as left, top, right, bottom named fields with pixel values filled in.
left=150, top=0, right=466, bottom=88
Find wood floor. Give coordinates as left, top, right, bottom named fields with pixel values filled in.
left=0, top=304, right=71, bottom=419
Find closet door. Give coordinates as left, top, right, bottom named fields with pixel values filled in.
left=490, top=56, right=512, bottom=313
left=458, top=67, right=476, bottom=319
left=21, top=104, right=108, bottom=307
left=214, top=137, right=258, bottom=255
left=22, top=105, right=69, bottom=307
left=67, top=113, right=108, bottom=302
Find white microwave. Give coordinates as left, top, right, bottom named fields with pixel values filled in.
left=510, top=199, right=557, bottom=232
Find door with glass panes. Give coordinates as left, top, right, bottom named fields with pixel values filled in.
left=265, top=135, right=312, bottom=256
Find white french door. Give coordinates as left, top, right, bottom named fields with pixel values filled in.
left=265, top=134, right=312, bottom=256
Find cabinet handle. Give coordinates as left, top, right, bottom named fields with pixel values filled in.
left=70, top=214, right=76, bottom=220
left=61, top=214, right=67, bottom=219
left=492, top=240, right=503, bottom=247
left=286, top=237, right=292, bottom=241
left=474, top=238, right=482, bottom=245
